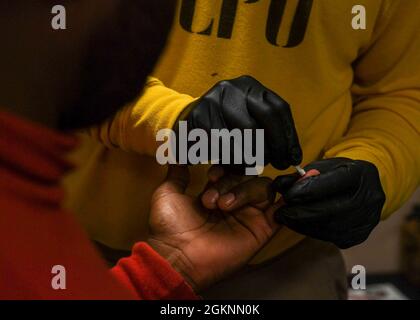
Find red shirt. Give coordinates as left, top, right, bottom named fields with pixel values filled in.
left=0, top=112, right=197, bottom=300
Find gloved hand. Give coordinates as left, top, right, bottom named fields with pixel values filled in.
left=177, top=75, right=302, bottom=171
left=273, top=158, right=386, bottom=249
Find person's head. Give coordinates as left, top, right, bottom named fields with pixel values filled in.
left=0, top=0, right=175, bottom=130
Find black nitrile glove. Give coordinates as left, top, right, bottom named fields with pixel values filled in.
left=273, top=158, right=386, bottom=249
left=177, top=75, right=302, bottom=171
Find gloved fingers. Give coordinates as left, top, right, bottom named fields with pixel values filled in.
left=303, top=157, right=351, bottom=173
left=246, top=87, right=302, bottom=169
left=272, top=172, right=301, bottom=194
left=273, top=205, right=356, bottom=248
left=229, top=76, right=301, bottom=168
left=273, top=194, right=378, bottom=247
left=281, top=165, right=360, bottom=204
left=272, top=158, right=352, bottom=195
left=187, top=98, right=226, bottom=133
left=279, top=217, right=372, bottom=249
left=274, top=193, right=358, bottom=222
left=264, top=89, right=302, bottom=166
left=218, top=80, right=258, bottom=130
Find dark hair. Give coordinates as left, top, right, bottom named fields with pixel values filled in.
left=59, top=0, right=176, bottom=130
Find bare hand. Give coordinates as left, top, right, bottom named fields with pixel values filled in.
left=148, top=165, right=280, bottom=292
left=201, top=165, right=275, bottom=212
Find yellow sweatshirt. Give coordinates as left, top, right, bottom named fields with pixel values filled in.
left=64, top=0, right=420, bottom=264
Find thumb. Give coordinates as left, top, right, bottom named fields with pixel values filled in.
left=161, top=165, right=190, bottom=194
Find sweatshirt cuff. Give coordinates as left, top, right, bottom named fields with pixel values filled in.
left=111, top=242, right=199, bottom=300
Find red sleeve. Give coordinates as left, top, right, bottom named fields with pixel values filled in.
left=0, top=189, right=197, bottom=300
left=0, top=112, right=198, bottom=300
left=111, top=243, right=198, bottom=300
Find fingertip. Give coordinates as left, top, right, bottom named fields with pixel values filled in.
left=208, top=175, right=220, bottom=183
left=297, top=169, right=320, bottom=182
left=272, top=159, right=289, bottom=171
left=201, top=189, right=220, bottom=210
left=290, top=146, right=303, bottom=165
left=217, top=193, right=236, bottom=211
left=208, top=165, right=224, bottom=183
left=306, top=169, right=321, bottom=177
